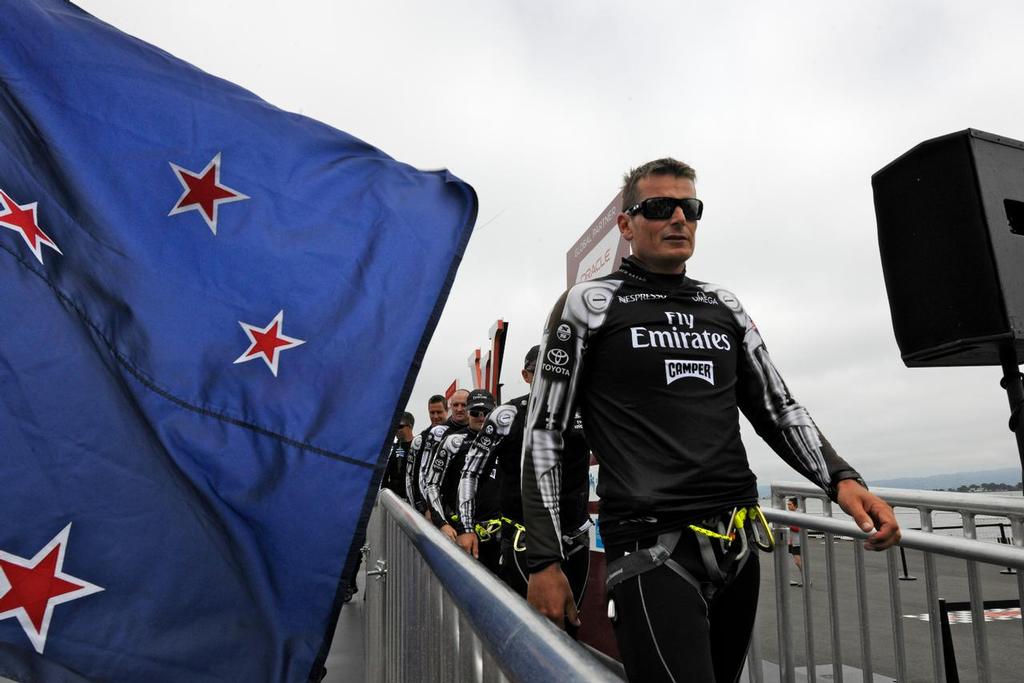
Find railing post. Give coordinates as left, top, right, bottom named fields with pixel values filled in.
left=774, top=525, right=796, bottom=682
left=920, top=507, right=947, bottom=681
left=1014, top=517, right=1024, bottom=645
left=852, top=539, right=873, bottom=681
left=885, top=546, right=909, bottom=683
left=962, top=513, right=991, bottom=682
left=821, top=498, right=843, bottom=683
left=772, top=489, right=795, bottom=682
left=798, top=499, right=817, bottom=683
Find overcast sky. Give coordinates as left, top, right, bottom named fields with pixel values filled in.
left=78, top=0, right=1024, bottom=484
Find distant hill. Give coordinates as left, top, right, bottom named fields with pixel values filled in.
left=757, top=467, right=1021, bottom=497
left=871, top=467, right=1021, bottom=491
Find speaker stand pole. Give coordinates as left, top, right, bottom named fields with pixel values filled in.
left=998, top=344, right=1024, bottom=496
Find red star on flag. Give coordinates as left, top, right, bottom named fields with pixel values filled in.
left=168, top=152, right=249, bottom=235
left=234, top=310, right=306, bottom=377
left=0, top=189, right=62, bottom=264
left=0, top=524, right=103, bottom=654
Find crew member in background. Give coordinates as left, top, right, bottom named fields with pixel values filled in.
left=454, top=398, right=518, bottom=574
left=422, top=390, right=492, bottom=547
left=489, top=346, right=591, bottom=614
left=379, top=412, right=415, bottom=500
left=427, top=394, right=448, bottom=426
left=787, top=497, right=805, bottom=587
left=406, top=389, right=468, bottom=516
left=522, top=157, right=900, bottom=682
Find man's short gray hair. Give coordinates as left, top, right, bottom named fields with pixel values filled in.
left=621, top=158, right=697, bottom=211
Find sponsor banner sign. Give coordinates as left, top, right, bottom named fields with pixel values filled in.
left=565, top=192, right=630, bottom=287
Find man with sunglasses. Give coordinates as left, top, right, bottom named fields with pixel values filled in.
left=379, top=411, right=415, bottom=500
left=522, top=158, right=900, bottom=682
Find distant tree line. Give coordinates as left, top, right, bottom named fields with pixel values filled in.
left=937, top=481, right=1023, bottom=492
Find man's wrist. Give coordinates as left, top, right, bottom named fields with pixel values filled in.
left=829, top=470, right=867, bottom=502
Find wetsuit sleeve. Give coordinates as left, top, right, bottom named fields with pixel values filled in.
left=380, top=441, right=402, bottom=496
left=521, top=285, right=597, bottom=573
left=404, top=434, right=424, bottom=509
left=424, top=433, right=462, bottom=527
left=709, top=285, right=862, bottom=495
left=456, top=405, right=518, bottom=534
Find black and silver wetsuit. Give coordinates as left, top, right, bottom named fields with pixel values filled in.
left=422, top=425, right=473, bottom=528
left=521, top=256, right=862, bottom=681
left=405, top=418, right=460, bottom=513
left=521, top=256, right=860, bottom=571
left=494, top=394, right=591, bottom=602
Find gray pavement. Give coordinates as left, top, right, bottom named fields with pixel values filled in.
left=752, top=537, right=1023, bottom=682
left=323, top=539, right=1022, bottom=682
left=323, top=565, right=366, bottom=683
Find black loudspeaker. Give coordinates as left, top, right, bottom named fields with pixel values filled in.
left=872, top=128, right=1024, bottom=367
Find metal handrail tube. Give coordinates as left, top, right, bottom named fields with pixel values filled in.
left=771, top=481, right=1024, bottom=518
left=764, top=509, right=1024, bottom=569
left=368, top=489, right=622, bottom=683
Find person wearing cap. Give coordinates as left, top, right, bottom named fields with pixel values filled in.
left=379, top=411, right=415, bottom=499
left=422, top=389, right=494, bottom=547
left=453, top=390, right=519, bottom=574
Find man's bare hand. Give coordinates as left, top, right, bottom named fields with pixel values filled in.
left=836, top=479, right=901, bottom=551
left=456, top=532, right=479, bottom=558
left=440, top=524, right=458, bottom=542
left=527, top=563, right=579, bottom=629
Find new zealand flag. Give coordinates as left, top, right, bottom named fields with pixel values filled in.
left=0, top=1, right=477, bottom=680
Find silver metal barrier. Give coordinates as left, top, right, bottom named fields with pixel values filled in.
left=363, top=489, right=623, bottom=683
left=765, top=482, right=1024, bottom=683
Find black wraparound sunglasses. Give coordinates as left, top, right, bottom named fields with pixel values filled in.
left=625, top=196, right=703, bottom=221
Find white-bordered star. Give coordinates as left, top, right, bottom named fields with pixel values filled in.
left=168, top=152, right=249, bottom=235
left=0, top=188, right=62, bottom=264
left=234, top=310, right=306, bottom=377
left=0, top=524, right=104, bottom=654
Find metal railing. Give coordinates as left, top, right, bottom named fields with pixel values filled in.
left=759, top=482, right=1024, bottom=683
left=363, top=489, right=623, bottom=683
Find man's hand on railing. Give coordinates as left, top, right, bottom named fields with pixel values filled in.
left=440, top=524, right=458, bottom=542
left=456, top=532, right=479, bottom=558
left=836, top=479, right=902, bottom=550
left=527, top=564, right=580, bottom=630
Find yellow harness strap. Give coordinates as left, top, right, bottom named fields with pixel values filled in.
left=474, top=518, right=503, bottom=542
left=687, top=506, right=774, bottom=550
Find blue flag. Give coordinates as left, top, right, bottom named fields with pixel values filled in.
left=0, top=1, right=476, bottom=680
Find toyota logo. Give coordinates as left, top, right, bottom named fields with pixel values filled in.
left=547, top=348, right=569, bottom=366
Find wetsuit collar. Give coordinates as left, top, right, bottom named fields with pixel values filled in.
left=619, top=256, right=688, bottom=288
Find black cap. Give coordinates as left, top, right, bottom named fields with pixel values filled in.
left=524, top=345, right=540, bottom=372
left=466, top=389, right=496, bottom=413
